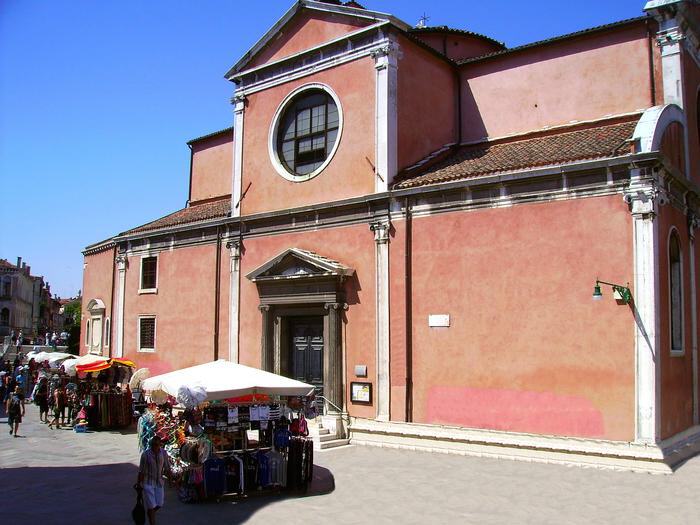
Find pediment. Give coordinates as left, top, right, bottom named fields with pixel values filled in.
left=246, top=248, right=354, bottom=282
left=225, top=1, right=407, bottom=79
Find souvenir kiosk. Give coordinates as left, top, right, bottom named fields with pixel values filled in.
left=74, top=355, right=135, bottom=429
left=139, top=360, right=316, bottom=502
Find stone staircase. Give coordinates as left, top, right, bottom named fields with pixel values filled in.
left=308, top=417, right=350, bottom=450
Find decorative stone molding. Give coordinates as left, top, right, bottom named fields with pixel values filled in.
left=370, top=220, right=391, bottom=244
left=624, top=181, right=664, bottom=219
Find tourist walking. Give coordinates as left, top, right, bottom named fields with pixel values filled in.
left=33, top=377, right=49, bottom=423
left=6, top=386, right=25, bottom=437
left=48, top=385, right=66, bottom=429
left=137, top=436, right=171, bottom=525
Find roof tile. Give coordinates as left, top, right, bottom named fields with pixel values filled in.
left=393, top=118, right=639, bottom=189
left=121, top=198, right=231, bottom=236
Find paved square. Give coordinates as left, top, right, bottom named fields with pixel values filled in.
left=2, top=404, right=699, bottom=524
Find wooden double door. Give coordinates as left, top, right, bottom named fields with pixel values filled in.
left=289, top=316, right=324, bottom=397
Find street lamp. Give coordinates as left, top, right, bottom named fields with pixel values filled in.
left=592, top=279, right=632, bottom=304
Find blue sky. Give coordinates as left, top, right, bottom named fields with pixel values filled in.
left=0, top=0, right=646, bottom=298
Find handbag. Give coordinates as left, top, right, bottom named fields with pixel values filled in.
left=132, top=484, right=145, bottom=525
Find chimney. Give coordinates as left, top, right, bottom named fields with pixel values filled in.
left=26, top=265, right=30, bottom=275
left=16, top=257, right=22, bottom=268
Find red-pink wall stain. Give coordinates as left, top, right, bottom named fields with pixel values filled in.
left=427, top=386, right=605, bottom=438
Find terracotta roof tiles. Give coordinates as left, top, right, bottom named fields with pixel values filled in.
left=393, top=118, right=639, bottom=189
left=121, top=197, right=231, bottom=236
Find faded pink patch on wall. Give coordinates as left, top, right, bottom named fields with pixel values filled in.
left=427, top=386, right=605, bottom=438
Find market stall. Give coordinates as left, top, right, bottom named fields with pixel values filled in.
left=73, top=355, right=136, bottom=430
left=139, top=360, right=316, bottom=502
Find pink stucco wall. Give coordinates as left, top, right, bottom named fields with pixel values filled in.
left=240, top=58, right=376, bottom=215
left=190, top=132, right=233, bottom=204
left=460, top=22, right=653, bottom=142
left=81, top=248, right=115, bottom=356
left=121, top=245, right=219, bottom=376
left=247, top=9, right=371, bottom=70
left=397, top=35, right=457, bottom=171
left=658, top=204, right=695, bottom=439
left=237, top=224, right=377, bottom=419
left=411, top=32, right=502, bottom=62
left=407, top=195, right=635, bottom=440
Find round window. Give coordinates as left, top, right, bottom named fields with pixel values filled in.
left=270, top=84, right=342, bottom=182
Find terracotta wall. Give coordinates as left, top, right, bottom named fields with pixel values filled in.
left=460, top=22, right=653, bottom=142
left=121, top=244, right=220, bottom=376
left=397, top=35, right=457, bottom=171
left=407, top=195, right=635, bottom=441
left=240, top=57, right=376, bottom=215
left=246, top=10, right=371, bottom=69
left=190, top=132, right=233, bottom=203
left=81, top=248, right=115, bottom=356
left=658, top=205, right=695, bottom=439
left=237, top=224, right=377, bottom=419
left=683, top=51, right=700, bottom=186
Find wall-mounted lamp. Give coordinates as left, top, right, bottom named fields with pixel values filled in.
left=592, top=279, right=632, bottom=304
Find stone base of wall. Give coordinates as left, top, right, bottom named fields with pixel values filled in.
left=349, top=418, right=700, bottom=474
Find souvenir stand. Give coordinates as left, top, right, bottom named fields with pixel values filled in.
left=139, top=360, right=316, bottom=503
left=74, top=356, right=136, bottom=430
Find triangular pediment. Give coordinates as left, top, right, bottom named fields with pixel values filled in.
left=246, top=248, right=354, bottom=282
left=225, top=1, right=408, bottom=79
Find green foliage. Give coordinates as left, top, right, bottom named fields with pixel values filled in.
left=63, top=299, right=82, bottom=325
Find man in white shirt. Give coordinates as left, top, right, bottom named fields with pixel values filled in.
left=137, top=436, right=171, bottom=525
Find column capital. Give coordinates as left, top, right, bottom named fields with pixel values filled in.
left=370, top=219, right=391, bottom=244
left=115, top=254, right=127, bottom=271
left=258, top=304, right=271, bottom=313
left=226, top=239, right=242, bottom=259
left=624, top=183, right=669, bottom=219
left=232, top=93, right=247, bottom=112
left=371, top=41, right=400, bottom=69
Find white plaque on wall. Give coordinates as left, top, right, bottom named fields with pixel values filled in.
left=429, top=314, right=450, bottom=327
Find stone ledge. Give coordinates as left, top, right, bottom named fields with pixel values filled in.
left=348, top=419, right=700, bottom=474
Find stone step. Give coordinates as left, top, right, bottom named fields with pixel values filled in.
left=319, top=438, right=350, bottom=450
left=318, top=428, right=330, bottom=435
left=319, top=432, right=338, bottom=442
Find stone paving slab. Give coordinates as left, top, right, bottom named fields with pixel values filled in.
left=2, top=404, right=700, bottom=524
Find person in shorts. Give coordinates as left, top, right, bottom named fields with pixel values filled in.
left=6, top=386, right=25, bottom=437
left=137, top=436, right=171, bottom=525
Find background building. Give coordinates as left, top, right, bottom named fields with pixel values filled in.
left=81, top=0, right=700, bottom=470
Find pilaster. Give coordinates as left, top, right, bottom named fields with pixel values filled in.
left=370, top=219, right=391, bottom=421
left=227, top=239, right=242, bottom=363
left=324, top=302, right=347, bottom=414
left=688, top=212, right=699, bottom=424
left=372, top=39, right=398, bottom=192
left=259, top=304, right=273, bottom=371
left=232, top=94, right=246, bottom=217
left=625, top=172, right=661, bottom=443
left=115, top=254, right=127, bottom=359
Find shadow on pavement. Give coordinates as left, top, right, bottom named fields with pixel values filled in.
left=3, top=462, right=334, bottom=524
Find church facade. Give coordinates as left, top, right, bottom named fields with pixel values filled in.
left=82, top=0, right=700, bottom=470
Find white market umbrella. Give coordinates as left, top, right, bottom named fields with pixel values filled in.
left=142, top=359, right=315, bottom=402
left=61, top=358, right=79, bottom=376
left=47, top=353, right=74, bottom=368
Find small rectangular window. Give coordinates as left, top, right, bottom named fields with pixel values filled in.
left=141, top=256, right=157, bottom=290
left=139, top=317, right=156, bottom=352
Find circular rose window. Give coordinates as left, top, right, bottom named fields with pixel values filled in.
left=269, top=84, right=342, bottom=182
